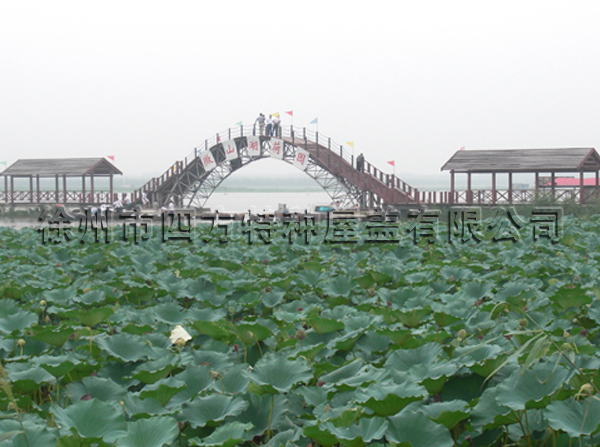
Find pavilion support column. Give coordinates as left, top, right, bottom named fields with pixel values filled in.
left=55, top=175, right=59, bottom=203
left=535, top=172, right=540, bottom=199
left=63, top=175, right=67, bottom=204
left=10, top=176, right=14, bottom=205
left=508, top=172, right=513, bottom=204
left=29, top=176, right=34, bottom=203
left=36, top=175, right=40, bottom=204
left=596, top=170, right=599, bottom=200
left=492, top=172, right=496, bottom=205
left=467, top=172, right=472, bottom=204
left=580, top=171, right=585, bottom=204
left=450, top=170, right=455, bottom=204
left=90, top=174, right=95, bottom=204
left=110, top=174, right=114, bottom=202
left=551, top=172, right=555, bottom=199
left=4, top=175, right=7, bottom=203
left=82, top=175, right=86, bottom=205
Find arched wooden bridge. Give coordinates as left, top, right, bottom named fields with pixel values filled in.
left=132, top=125, right=419, bottom=208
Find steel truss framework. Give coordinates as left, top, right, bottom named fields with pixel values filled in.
left=162, top=137, right=361, bottom=209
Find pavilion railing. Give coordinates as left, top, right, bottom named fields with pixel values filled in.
left=1, top=190, right=121, bottom=205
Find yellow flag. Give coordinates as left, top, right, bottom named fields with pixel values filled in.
left=272, top=112, right=280, bottom=118
left=347, top=141, right=354, bottom=147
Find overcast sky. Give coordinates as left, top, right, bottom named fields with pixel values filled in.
left=1, top=1, right=599, bottom=185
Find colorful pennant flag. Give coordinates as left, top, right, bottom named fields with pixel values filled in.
left=285, top=110, right=293, bottom=116
left=273, top=112, right=280, bottom=118
left=387, top=160, right=395, bottom=166
left=107, top=156, right=115, bottom=161
left=347, top=142, right=354, bottom=148
left=236, top=121, right=243, bottom=126
left=310, top=117, right=318, bottom=124
left=459, top=146, right=465, bottom=151
left=0, top=161, right=6, bottom=167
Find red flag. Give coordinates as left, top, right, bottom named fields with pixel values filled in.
left=285, top=110, right=293, bottom=116
left=459, top=146, right=465, bottom=151
left=107, top=155, right=115, bottom=161
left=387, top=160, right=395, bottom=166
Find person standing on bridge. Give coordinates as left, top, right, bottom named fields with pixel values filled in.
left=356, top=153, right=365, bottom=172
left=266, top=115, right=274, bottom=137
left=255, top=113, right=266, bottom=135
left=273, top=114, right=281, bottom=137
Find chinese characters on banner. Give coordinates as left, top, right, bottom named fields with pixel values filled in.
left=269, top=138, right=284, bottom=160
left=222, top=139, right=238, bottom=161
left=199, top=150, right=217, bottom=171
left=38, top=207, right=564, bottom=246
left=293, top=148, right=310, bottom=171
left=247, top=136, right=261, bottom=157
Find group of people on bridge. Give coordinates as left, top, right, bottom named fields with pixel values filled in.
left=255, top=113, right=281, bottom=137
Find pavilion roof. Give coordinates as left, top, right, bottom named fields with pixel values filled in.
left=441, top=148, right=600, bottom=173
left=1, top=158, right=122, bottom=177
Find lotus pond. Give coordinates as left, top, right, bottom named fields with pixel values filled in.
left=1, top=215, right=600, bottom=447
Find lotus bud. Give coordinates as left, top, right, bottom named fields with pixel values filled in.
left=448, top=275, right=455, bottom=283
left=296, top=329, right=307, bottom=341
left=457, top=329, right=467, bottom=341
left=228, top=306, right=235, bottom=315
left=563, top=331, right=570, bottom=339
left=368, top=288, right=375, bottom=297
left=210, top=370, right=221, bottom=380
left=324, top=404, right=331, bottom=413
left=518, top=318, right=529, bottom=328
left=561, top=342, right=572, bottom=352
left=40, top=300, right=47, bottom=308
left=579, top=383, right=594, bottom=396
left=17, top=339, right=25, bottom=347
left=44, top=316, right=51, bottom=323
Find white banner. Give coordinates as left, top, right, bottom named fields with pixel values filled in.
left=247, top=136, right=261, bottom=157
left=222, top=139, right=238, bottom=161
left=199, top=150, right=217, bottom=171
left=270, top=138, right=284, bottom=160
left=293, top=148, right=310, bottom=171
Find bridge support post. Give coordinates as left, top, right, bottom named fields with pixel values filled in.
left=450, top=170, right=455, bottom=204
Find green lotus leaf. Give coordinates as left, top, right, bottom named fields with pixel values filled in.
left=193, top=321, right=236, bottom=344
left=68, top=376, right=128, bottom=402
left=321, top=417, right=387, bottom=447
left=354, top=381, right=427, bottom=416
left=318, top=359, right=364, bottom=386
left=545, top=398, right=600, bottom=438
left=130, top=353, right=179, bottom=384
left=115, top=416, right=178, bottom=447
left=261, top=291, right=285, bottom=308
left=31, top=325, right=74, bottom=347
left=387, top=407, right=454, bottom=447
left=73, top=289, right=106, bottom=305
left=51, top=399, right=127, bottom=443
left=0, top=309, right=38, bottom=334
left=60, top=306, right=114, bottom=327
left=385, top=343, right=457, bottom=383
left=3, top=363, right=55, bottom=393
left=303, top=423, right=340, bottom=447
left=96, top=333, right=150, bottom=362
left=189, top=421, right=253, bottom=447
left=421, top=400, right=470, bottom=429
left=496, top=362, right=571, bottom=410
left=234, top=322, right=272, bottom=344
left=471, top=387, right=521, bottom=430
left=237, top=393, right=288, bottom=436
left=321, top=275, right=356, bottom=297
left=139, top=377, right=186, bottom=407
left=308, top=316, right=345, bottom=335
left=151, top=302, right=188, bottom=324
left=181, top=394, right=248, bottom=428
left=33, top=353, right=78, bottom=377
left=246, top=353, right=312, bottom=393
left=120, top=395, right=168, bottom=417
